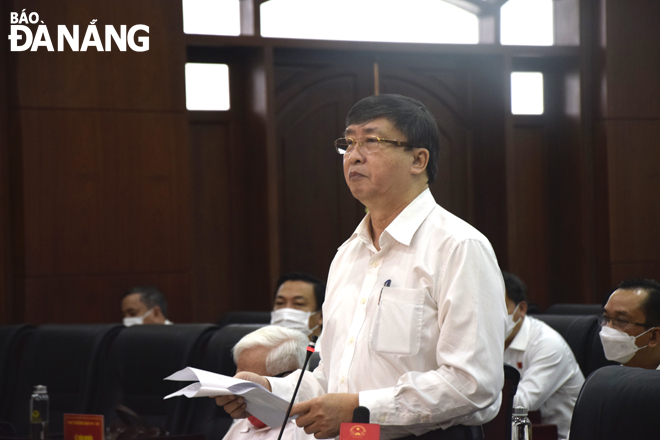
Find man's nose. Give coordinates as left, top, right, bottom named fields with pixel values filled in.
left=345, top=144, right=365, bottom=163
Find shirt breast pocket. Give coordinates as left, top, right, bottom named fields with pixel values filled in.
left=370, top=287, right=425, bottom=356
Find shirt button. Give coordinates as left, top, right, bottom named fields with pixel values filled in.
left=360, top=298, right=366, bottom=305
left=349, top=336, right=354, bottom=343
left=371, top=261, right=379, bottom=268
left=379, top=416, right=386, bottom=423
left=340, top=377, right=345, bottom=384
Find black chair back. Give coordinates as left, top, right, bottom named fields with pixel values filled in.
left=7, top=324, right=122, bottom=436
left=216, top=311, right=271, bottom=329
left=0, top=325, right=36, bottom=424
left=482, top=364, right=520, bottom=440
left=95, top=324, right=217, bottom=435
left=569, top=365, right=660, bottom=440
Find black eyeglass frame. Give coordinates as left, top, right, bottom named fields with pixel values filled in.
left=598, top=314, right=651, bottom=330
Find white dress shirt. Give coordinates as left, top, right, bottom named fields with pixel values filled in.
left=271, top=188, right=506, bottom=439
left=223, top=419, right=314, bottom=440
left=504, top=316, right=585, bottom=440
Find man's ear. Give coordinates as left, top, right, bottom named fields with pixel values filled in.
left=152, top=305, right=164, bottom=320
left=317, top=310, right=323, bottom=327
left=410, top=148, right=429, bottom=176
left=648, top=327, right=660, bottom=347
left=518, top=301, right=528, bottom=318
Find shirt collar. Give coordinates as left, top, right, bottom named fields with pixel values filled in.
left=350, top=188, right=436, bottom=248
left=508, top=315, right=531, bottom=352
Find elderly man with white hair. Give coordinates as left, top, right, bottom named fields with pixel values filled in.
left=222, top=325, right=316, bottom=440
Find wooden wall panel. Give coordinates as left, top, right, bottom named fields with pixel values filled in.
left=4, top=0, right=191, bottom=324
left=24, top=273, right=192, bottom=324
left=274, top=50, right=371, bottom=280
left=610, top=262, right=660, bottom=290
left=189, top=116, right=237, bottom=321
left=604, top=0, right=660, bottom=118
left=18, top=110, right=191, bottom=277
left=8, top=0, right=185, bottom=111
left=279, top=93, right=359, bottom=280
left=544, top=67, right=591, bottom=304
left=606, top=120, right=660, bottom=264
left=0, top=3, right=12, bottom=322
left=596, top=1, right=660, bottom=290
left=507, top=125, right=551, bottom=309
left=505, top=58, right=594, bottom=306
left=184, top=48, right=273, bottom=322
left=592, top=121, right=613, bottom=297
left=468, top=56, right=508, bottom=264
left=379, top=56, right=472, bottom=223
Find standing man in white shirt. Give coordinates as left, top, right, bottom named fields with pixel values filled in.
left=216, top=94, right=506, bottom=440
left=502, top=271, right=584, bottom=440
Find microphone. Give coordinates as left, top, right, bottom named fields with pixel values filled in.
left=276, top=336, right=317, bottom=440
left=340, top=406, right=381, bottom=440
left=352, top=406, right=370, bottom=424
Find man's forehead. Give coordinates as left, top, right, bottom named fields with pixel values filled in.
left=278, top=280, right=315, bottom=297
left=607, top=288, right=647, bottom=314
left=123, top=293, right=144, bottom=305
left=345, top=117, right=394, bottom=136
left=122, top=294, right=148, bottom=314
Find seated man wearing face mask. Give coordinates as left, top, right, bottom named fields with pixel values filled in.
left=503, top=271, right=584, bottom=440
left=599, top=278, right=660, bottom=370
left=121, top=285, right=173, bottom=326
left=270, top=273, right=325, bottom=345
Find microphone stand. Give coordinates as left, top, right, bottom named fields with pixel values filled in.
left=276, top=336, right=317, bottom=440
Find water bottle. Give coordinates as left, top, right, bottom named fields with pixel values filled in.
left=29, top=385, right=49, bottom=440
left=512, top=406, right=532, bottom=440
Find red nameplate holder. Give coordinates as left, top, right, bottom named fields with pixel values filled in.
left=64, top=414, right=104, bottom=440
left=340, top=422, right=380, bottom=440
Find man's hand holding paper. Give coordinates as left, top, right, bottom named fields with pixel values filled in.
left=214, top=371, right=272, bottom=419
left=164, top=367, right=288, bottom=428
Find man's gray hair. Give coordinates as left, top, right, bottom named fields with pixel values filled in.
left=232, top=325, right=308, bottom=376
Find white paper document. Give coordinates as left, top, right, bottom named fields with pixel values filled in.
left=163, top=367, right=291, bottom=428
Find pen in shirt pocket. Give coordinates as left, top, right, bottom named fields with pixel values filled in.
left=378, top=279, right=391, bottom=304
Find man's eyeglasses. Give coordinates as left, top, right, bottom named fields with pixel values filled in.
left=598, top=314, right=650, bottom=331
left=334, top=136, right=420, bottom=155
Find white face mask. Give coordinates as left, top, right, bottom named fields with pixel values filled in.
left=271, top=308, right=319, bottom=336
left=599, top=325, right=655, bottom=364
left=123, top=307, right=154, bottom=327
left=505, top=304, right=522, bottom=338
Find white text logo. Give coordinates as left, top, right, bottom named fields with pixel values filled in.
left=8, top=10, right=149, bottom=52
